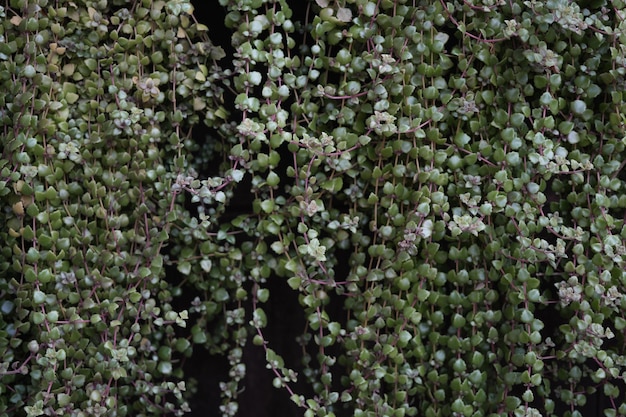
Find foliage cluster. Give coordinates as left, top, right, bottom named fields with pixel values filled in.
left=2, top=0, right=626, bottom=416
left=0, top=0, right=228, bottom=415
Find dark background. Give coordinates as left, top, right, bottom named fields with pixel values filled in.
left=182, top=3, right=317, bottom=416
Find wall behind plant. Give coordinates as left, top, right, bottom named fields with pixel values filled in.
left=2, top=0, right=626, bottom=417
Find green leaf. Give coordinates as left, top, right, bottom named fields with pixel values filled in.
left=253, top=308, right=267, bottom=327
left=214, top=288, right=229, bottom=302
left=260, top=199, right=275, bottom=213
left=397, top=330, right=412, bottom=347
left=177, top=261, right=191, bottom=275
left=257, top=288, right=270, bottom=303
left=287, top=276, right=301, bottom=290
left=158, top=361, right=172, bottom=375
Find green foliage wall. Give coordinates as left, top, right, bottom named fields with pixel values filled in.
left=0, top=0, right=227, bottom=414
left=2, top=0, right=626, bottom=416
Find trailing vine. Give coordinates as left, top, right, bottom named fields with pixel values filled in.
left=2, top=0, right=626, bottom=416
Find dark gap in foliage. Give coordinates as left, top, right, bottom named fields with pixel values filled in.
left=179, top=3, right=251, bottom=417
left=288, top=0, right=315, bottom=52
left=534, top=270, right=626, bottom=415
left=162, top=261, right=228, bottom=416
left=191, top=1, right=234, bottom=58
left=589, top=339, right=626, bottom=414
left=180, top=4, right=321, bottom=416
left=189, top=0, right=253, bottom=218
left=189, top=0, right=237, bottom=128
left=238, top=276, right=312, bottom=417
left=314, top=246, right=352, bottom=417
left=181, top=346, right=231, bottom=416
left=191, top=0, right=239, bottom=120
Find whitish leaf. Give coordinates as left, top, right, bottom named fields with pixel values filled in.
left=200, top=259, right=212, bottom=272
left=177, top=261, right=191, bottom=275
left=231, top=169, right=244, bottom=182
left=336, top=7, right=352, bottom=22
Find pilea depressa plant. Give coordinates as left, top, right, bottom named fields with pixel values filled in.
left=2, top=0, right=626, bottom=417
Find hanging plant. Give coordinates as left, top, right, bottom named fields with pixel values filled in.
left=196, top=0, right=626, bottom=416
left=0, top=0, right=229, bottom=415
left=2, top=0, right=626, bottom=416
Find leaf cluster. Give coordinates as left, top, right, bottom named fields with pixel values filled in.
left=0, top=0, right=228, bottom=415
left=190, top=0, right=626, bottom=416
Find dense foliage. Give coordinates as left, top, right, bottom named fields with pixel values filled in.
left=0, top=0, right=228, bottom=414
left=2, top=0, right=626, bottom=416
